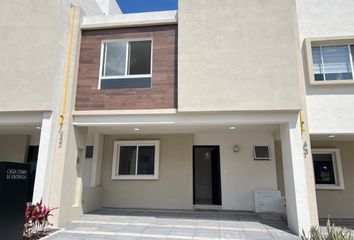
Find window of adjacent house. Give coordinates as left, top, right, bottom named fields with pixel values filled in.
left=311, top=45, right=354, bottom=81
left=100, top=40, right=152, bottom=89
left=312, top=148, right=344, bottom=190
left=112, top=140, right=159, bottom=180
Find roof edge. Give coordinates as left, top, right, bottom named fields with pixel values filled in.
left=81, top=10, right=177, bottom=29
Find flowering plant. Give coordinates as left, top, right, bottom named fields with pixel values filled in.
left=23, top=199, right=57, bottom=239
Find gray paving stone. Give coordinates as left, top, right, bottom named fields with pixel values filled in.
left=194, top=228, right=220, bottom=238
left=219, top=230, right=245, bottom=239
left=47, top=208, right=301, bottom=240
left=169, top=227, right=196, bottom=237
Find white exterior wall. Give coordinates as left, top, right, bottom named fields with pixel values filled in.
left=178, top=0, right=302, bottom=112
left=194, top=132, right=278, bottom=211
left=0, top=135, right=28, bottom=163
left=296, top=0, right=354, bottom=134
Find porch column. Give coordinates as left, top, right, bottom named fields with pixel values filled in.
left=90, top=133, right=104, bottom=187
left=32, top=112, right=56, bottom=203
left=280, top=113, right=311, bottom=235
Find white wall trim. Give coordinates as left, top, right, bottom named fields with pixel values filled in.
left=32, top=112, right=56, bottom=203
left=90, top=133, right=104, bottom=187
left=0, top=112, right=43, bottom=125
left=280, top=115, right=311, bottom=234
left=73, top=109, right=177, bottom=116
left=73, top=112, right=300, bottom=127
left=82, top=10, right=177, bottom=30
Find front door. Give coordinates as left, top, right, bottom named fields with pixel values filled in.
left=193, top=146, right=222, bottom=205
left=26, top=145, right=39, bottom=202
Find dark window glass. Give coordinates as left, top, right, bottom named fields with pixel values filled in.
left=325, top=73, right=353, bottom=80
left=312, top=153, right=336, bottom=184
left=118, top=146, right=137, bottom=175
left=101, top=77, right=151, bottom=89
left=314, top=74, right=325, bottom=81
left=129, top=41, right=152, bottom=75
left=85, top=146, right=94, bottom=159
left=137, top=146, right=155, bottom=175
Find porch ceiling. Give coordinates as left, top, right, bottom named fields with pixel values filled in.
left=0, top=124, right=41, bottom=135
left=310, top=134, right=354, bottom=141
left=0, top=111, right=42, bottom=134
left=87, top=124, right=279, bottom=135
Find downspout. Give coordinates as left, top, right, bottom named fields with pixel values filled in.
left=59, top=6, right=76, bottom=127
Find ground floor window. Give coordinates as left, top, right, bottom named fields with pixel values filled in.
left=312, top=148, right=344, bottom=190
left=112, top=140, right=159, bottom=180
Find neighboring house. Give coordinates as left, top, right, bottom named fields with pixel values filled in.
left=0, top=0, right=353, bottom=236
left=0, top=0, right=121, bottom=226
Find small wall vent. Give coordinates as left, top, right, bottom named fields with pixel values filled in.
left=253, top=145, right=271, bottom=160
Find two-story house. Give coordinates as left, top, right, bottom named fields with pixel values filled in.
left=0, top=0, right=121, bottom=225
left=57, top=0, right=316, bottom=235
left=1, top=0, right=354, bottom=236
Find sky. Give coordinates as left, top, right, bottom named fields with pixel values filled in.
left=116, top=0, right=178, bottom=13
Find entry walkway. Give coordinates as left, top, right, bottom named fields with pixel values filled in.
left=46, top=208, right=299, bottom=240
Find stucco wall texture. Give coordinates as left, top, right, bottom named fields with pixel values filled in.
left=178, top=0, right=302, bottom=112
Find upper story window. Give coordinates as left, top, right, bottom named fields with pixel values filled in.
left=312, top=148, right=344, bottom=190
left=305, top=37, right=354, bottom=85
left=312, top=45, right=354, bottom=81
left=99, top=39, right=152, bottom=89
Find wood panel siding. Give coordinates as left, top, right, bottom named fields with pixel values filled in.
left=75, top=25, right=177, bottom=110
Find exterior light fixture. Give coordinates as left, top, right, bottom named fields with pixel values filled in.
left=35, top=126, right=41, bottom=130
left=229, top=126, right=236, bottom=130
left=328, top=135, right=335, bottom=138
left=133, top=128, right=141, bottom=131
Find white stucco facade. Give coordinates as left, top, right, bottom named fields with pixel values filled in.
left=296, top=0, right=354, bottom=134
left=4, top=0, right=354, bottom=237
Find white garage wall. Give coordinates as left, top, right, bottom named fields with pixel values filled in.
left=193, top=132, right=278, bottom=211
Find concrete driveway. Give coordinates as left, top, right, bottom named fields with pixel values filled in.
left=46, top=208, right=299, bottom=240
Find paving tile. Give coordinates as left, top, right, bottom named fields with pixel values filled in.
left=143, top=225, right=172, bottom=235
left=218, top=213, right=240, bottom=221
left=197, top=219, right=220, bottom=227
left=153, top=217, right=178, bottom=225
left=219, top=220, right=243, bottom=229
left=48, top=209, right=300, bottom=240
left=244, top=231, right=274, bottom=240
left=121, top=225, right=148, bottom=234
left=176, top=219, right=199, bottom=226
left=219, top=229, right=245, bottom=239
left=194, top=228, right=220, bottom=238
left=45, top=232, right=122, bottom=240
left=179, top=212, right=200, bottom=219
left=169, top=227, right=196, bottom=237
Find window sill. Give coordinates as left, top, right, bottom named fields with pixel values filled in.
left=310, top=79, right=354, bottom=86
left=111, top=175, right=159, bottom=180
left=315, top=184, right=345, bottom=190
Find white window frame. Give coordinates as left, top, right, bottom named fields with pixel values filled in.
left=98, top=38, right=154, bottom=89
left=305, top=36, right=354, bottom=85
left=312, top=148, right=345, bottom=190
left=111, top=140, right=159, bottom=180
left=311, top=44, right=354, bottom=82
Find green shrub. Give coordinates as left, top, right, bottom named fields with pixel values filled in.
left=301, top=220, right=353, bottom=240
